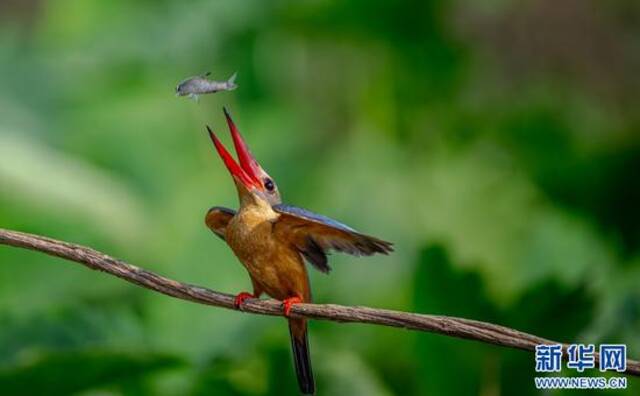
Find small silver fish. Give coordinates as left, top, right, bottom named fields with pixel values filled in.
left=175, top=72, right=238, bottom=100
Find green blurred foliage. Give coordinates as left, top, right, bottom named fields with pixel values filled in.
left=0, top=349, right=182, bottom=396
left=0, top=0, right=638, bottom=394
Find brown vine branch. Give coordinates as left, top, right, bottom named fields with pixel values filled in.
left=0, top=227, right=638, bottom=377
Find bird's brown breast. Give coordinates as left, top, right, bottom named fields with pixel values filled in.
left=226, top=208, right=276, bottom=267
left=225, top=205, right=310, bottom=301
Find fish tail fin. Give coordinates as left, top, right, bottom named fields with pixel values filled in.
left=227, top=72, right=238, bottom=90
left=288, top=319, right=315, bottom=395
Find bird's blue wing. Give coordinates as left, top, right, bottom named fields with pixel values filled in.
left=273, top=204, right=393, bottom=273
left=273, top=205, right=357, bottom=232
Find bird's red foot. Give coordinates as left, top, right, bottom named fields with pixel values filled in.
left=282, top=296, right=303, bottom=317
left=234, top=292, right=254, bottom=309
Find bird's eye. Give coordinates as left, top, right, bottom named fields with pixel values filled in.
left=264, top=178, right=275, bottom=192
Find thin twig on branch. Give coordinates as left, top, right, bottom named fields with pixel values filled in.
left=0, top=228, right=638, bottom=377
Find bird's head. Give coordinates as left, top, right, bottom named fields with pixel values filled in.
left=207, top=108, right=281, bottom=207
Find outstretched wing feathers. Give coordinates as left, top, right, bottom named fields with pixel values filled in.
left=273, top=204, right=357, bottom=232
left=273, top=204, right=393, bottom=273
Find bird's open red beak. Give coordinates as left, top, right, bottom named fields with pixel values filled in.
left=207, top=109, right=262, bottom=190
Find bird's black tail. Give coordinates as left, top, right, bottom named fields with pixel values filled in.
left=288, top=319, right=315, bottom=395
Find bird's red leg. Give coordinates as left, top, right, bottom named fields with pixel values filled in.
left=234, top=279, right=264, bottom=309
left=282, top=295, right=303, bottom=317
left=234, top=292, right=255, bottom=309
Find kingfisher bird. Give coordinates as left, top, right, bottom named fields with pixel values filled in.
left=204, top=108, right=393, bottom=395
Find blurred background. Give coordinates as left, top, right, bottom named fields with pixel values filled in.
left=0, top=0, right=639, bottom=394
